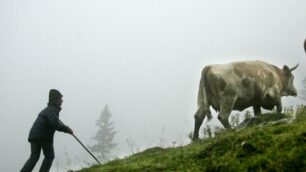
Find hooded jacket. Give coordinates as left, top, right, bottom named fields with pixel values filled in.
left=28, top=104, right=70, bottom=143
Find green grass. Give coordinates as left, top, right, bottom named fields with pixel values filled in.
left=77, top=112, right=306, bottom=172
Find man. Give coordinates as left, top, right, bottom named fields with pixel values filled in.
left=21, top=89, right=73, bottom=172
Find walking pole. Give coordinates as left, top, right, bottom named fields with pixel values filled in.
left=57, top=118, right=101, bottom=165
left=71, top=133, right=101, bottom=165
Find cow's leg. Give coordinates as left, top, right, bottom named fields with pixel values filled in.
left=218, top=107, right=232, bottom=129
left=253, top=105, right=261, bottom=116
left=193, top=106, right=207, bottom=140
left=276, top=100, right=282, bottom=113
left=218, top=97, right=236, bottom=129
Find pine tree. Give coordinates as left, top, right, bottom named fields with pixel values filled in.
left=90, top=105, right=117, bottom=162
left=202, top=125, right=212, bottom=138
left=230, top=113, right=240, bottom=127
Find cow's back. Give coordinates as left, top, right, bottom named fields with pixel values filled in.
left=203, top=60, right=282, bottom=111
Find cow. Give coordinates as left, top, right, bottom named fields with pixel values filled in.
left=193, top=60, right=298, bottom=140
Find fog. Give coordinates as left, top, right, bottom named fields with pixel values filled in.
left=1, top=0, right=306, bottom=171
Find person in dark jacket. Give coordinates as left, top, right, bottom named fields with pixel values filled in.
left=21, top=89, right=73, bottom=172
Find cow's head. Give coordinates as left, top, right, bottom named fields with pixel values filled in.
left=282, top=64, right=299, bottom=96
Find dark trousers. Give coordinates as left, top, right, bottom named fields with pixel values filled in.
left=21, top=141, right=55, bottom=172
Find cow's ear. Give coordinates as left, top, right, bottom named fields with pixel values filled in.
left=283, top=65, right=290, bottom=75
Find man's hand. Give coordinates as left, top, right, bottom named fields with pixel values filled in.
left=66, top=126, right=74, bottom=135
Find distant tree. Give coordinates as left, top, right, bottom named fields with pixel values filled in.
left=230, top=113, right=240, bottom=127
left=243, top=110, right=252, bottom=120
left=90, top=105, right=117, bottom=162
left=300, top=76, right=306, bottom=101
left=202, top=125, right=212, bottom=138
left=213, top=126, right=225, bottom=136
left=284, top=106, right=294, bottom=115
left=295, top=104, right=306, bottom=121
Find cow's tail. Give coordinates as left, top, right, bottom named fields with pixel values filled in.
left=197, top=66, right=212, bottom=121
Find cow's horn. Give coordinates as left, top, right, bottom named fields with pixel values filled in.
left=290, top=63, right=299, bottom=72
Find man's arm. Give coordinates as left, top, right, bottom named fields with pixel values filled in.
left=46, top=111, right=73, bottom=134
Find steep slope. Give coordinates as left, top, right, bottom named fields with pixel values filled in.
left=77, top=112, right=306, bottom=172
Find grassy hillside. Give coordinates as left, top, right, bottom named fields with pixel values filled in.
left=77, top=110, right=306, bottom=172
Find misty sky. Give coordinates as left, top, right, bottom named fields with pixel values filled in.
left=1, top=0, right=306, bottom=171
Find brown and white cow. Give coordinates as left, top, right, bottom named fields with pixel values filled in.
left=193, top=60, right=298, bottom=139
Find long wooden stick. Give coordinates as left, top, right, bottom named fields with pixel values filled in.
left=57, top=118, right=101, bottom=165
left=71, top=133, right=101, bottom=165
